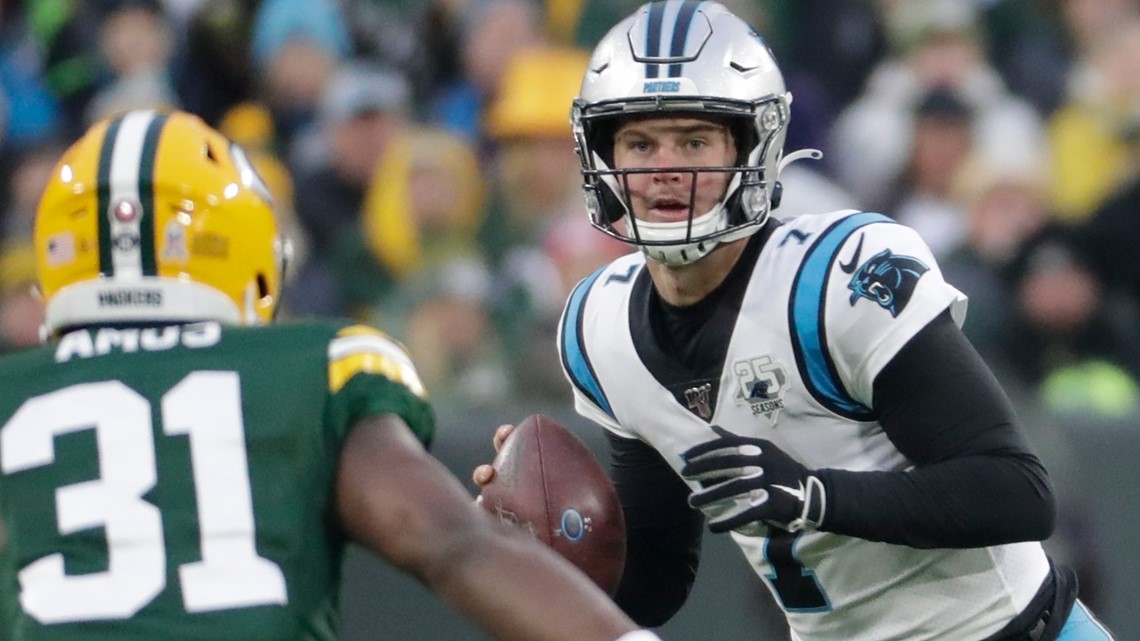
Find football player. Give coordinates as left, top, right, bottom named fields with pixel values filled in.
left=0, top=109, right=666, bottom=641
left=475, top=2, right=1118, bottom=640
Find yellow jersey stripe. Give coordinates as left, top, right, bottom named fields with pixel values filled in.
left=327, top=326, right=426, bottom=397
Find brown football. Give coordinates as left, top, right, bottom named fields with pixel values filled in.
left=478, top=414, right=627, bottom=595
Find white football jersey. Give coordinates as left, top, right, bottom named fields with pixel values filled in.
left=558, top=210, right=1050, bottom=641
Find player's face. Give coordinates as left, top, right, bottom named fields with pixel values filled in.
left=611, top=117, right=736, bottom=224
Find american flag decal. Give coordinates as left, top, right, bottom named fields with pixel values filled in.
left=46, top=232, right=76, bottom=266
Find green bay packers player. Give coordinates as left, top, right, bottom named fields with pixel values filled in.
left=475, top=2, right=1118, bottom=640
left=0, top=109, right=665, bottom=641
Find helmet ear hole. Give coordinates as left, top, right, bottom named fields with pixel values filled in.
left=256, top=273, right=270, bottom=299
left=204, top=143, right=219, bottom=164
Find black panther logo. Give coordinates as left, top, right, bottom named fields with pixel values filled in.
left=846, top=249, right=930, bottom=317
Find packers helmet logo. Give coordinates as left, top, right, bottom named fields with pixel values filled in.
left=35, top=109, right=285, bottom=333
left=846, top=249, right=929, bottom=318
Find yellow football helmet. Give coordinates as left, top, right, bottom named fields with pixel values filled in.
left=35, top=109, right=289, bottom=335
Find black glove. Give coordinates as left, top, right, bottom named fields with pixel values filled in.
left=680, top=425, right=825, bottom=534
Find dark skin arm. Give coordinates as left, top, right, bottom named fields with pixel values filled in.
left=339, top=414, right=640, bottom=641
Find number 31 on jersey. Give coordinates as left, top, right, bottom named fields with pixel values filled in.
left=1, top=371, right=286, bottom=624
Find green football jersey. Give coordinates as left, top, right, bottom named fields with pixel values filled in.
left=0, top=320, right=434, bottom=641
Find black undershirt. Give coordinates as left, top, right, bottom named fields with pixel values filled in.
left=628, top=223, right=775, bottom=420
left=609, top=224, right=1056, bottom=625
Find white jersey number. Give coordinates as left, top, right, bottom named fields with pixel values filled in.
left=0, top=372, right=287, bottom=624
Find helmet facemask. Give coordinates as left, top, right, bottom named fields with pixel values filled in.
left=574, top=95, right=790, bottom=267
left=571, top=0, right=820, bottom=267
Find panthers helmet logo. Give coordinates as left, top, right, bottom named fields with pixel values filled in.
left=846, top=249, right=929, bottom=317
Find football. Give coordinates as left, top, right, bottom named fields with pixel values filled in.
left=478, top=414, right=627, bottom=595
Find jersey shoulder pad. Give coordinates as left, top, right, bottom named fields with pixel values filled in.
left=558, top=255, right=643, bottom=422
left=327, top=324, right=427, bottom=398
left=791, top=211, right=966, bottom=411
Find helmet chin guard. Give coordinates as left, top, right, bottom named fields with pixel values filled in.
left=573, top=1, right=818, bottom=266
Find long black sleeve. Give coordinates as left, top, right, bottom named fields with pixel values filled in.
left=606, top=430, right=704, bottom=627
left=817, top=310, right=1056, bottom=548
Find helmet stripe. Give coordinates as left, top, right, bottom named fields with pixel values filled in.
left=137, top=113, right=169, bottom=276
left=643, top=1, right=666, bottom=78
left=96, top=116, right=124, bottom=275
left=100, top=110, right=160, bottom=280
left=667, top=0, right=702, bottom=77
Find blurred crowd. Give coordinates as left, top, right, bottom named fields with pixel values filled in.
left=1, top=0, right=1139, bottom=414
left=1, top=0, right=1140, bottom=618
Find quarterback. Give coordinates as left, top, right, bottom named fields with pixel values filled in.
left=0, top=109, right=666, bottom=641
left=476, top=2, right=1118, bottom=640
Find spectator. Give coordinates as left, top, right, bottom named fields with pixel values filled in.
left=175, top=0, right=259, bottom=125
left=0, top=4, right=62, bottom=148
left=998, top=224, right=1140, bottom=417
left=481, top=46, right=592, bottom=262
left=286, top=62, right=411, bottom=317
left=1069, top=175, right=1140, bottom=311
left=1, top=141, right=63, bottom=246
left=329, top=126, right=498, bottom=370
left=86, top=0, right=180, bottom=124
left=28, top=0, right=98, bottom=140
left=886, top=87, right=976, bottom=259
left=941, top=149, right=1052, bottom=362
left=1047, top=15, right=1140, bottom=220
left=0, top=239, right=41, bottom=352
left=347, top=127, right=488, bottom=316
left=303, top=122, right=508, bottom=408
left=251, top=0, right=351, bottom=145
left=481, top=45, right=623, bottom=400
left=829, top=0, right=1046, bottom=212
left=429, top=0, right=543, bottom=144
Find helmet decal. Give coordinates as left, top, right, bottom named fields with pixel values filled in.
left=642, top=0, right=665, bottom=77
left=96, top=111, right=169, bottom=279
left=640, top=0, right=707, bottom=79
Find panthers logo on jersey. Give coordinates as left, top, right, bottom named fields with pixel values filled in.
left=846, top=249, right=929, bottom=318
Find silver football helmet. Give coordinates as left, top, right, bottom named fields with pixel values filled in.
left=572, top=0, right=819, bottom=266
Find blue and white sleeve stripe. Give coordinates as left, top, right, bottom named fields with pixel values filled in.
left=559, top=267, right=615, bottom=420
left=788, top=212, right=892, bottom=420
